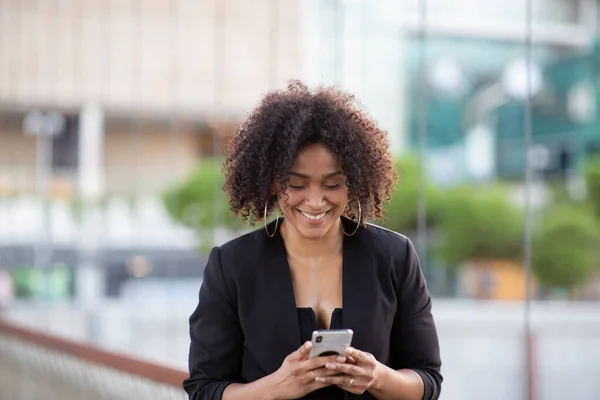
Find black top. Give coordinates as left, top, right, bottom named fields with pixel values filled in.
left=297, top=307, right=345, bottom=399
left=183, top=217, right=443, bottom=400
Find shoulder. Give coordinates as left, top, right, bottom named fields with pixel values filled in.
left=218, top=225, right=266, bottom=254
left=356, top=223, right=420, bottom=281
left=358, top=222, right=414, bottom=256
left=211, top=225, right=274, bottom=271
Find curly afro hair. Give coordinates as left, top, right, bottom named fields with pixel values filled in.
left=222, top=80, right=398, bottom=226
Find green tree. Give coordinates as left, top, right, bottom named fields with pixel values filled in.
left=532, top=206, right=599, bottom=290
left=585, top=156, right=600, bottom=220
left=436, top=185, right=524, bottom=267
left=162, top=159, right=245, bottom=249
left=383, top=155, right=443, bottom=234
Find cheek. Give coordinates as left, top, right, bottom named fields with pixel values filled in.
left=276, top=192, right=299, bottom=211
left=328, top=191, right=349, bottom=210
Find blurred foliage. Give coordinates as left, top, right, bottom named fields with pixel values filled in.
left=162, top=158, right=244, bottom=235
left=162, top=154, right=600, bottom=291
left=434, top=185, right=524, bottom=266
left=532, top=206, right=599, bottom=289
left=10, top=266, right=72, bottom=299
left=379, top=156, right=525, bottom=267
left=383, top=155, right=443, bottom=233
left=585, top=156, right=600, bottom=219
left=11, top=268, right=38, bottom=298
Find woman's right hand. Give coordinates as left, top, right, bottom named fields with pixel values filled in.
left=269, top=341, right=346, bottom=399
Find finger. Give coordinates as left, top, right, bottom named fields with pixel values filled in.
left=324, top=361, right=362, bottom=376
left=346, top=355, right=357, bottom=364
left=320, top=374, right=363, bottom=392
left=314, top=373, right=349, bottom=384
left=304, top=354, right=346, bottom=370
left=345, top=347, right=359, bottom=361
left=291, top=341, right=312, bottom=361
left=312, top=366, right=346, bottom=378
left=345, top=347, right=372, bottom=364
left=305, top=368, right=334, bottom=386
left=310, top=376, right=332, bottom=388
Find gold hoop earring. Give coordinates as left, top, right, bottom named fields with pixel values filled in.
left=264, top=201, right=279, bottom=238
left=341, top=199, right=361, bottom=236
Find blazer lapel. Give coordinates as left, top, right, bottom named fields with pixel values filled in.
left=256, top=224, right=302, bottom=374
left=341, top=218, right=375, bottom=355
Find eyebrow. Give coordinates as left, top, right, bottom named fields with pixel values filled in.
left=288, top=171, right=344, bottom=179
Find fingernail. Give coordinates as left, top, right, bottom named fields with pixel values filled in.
left=316, top=377, right=327, bottom=383
left=336, top=356, right=346, bottom=363
left=325, top=363, right=336, bottom=370
left=305, top=341, right=312, bottom=349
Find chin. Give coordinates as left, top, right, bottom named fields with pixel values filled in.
left=296, top=215, right=340, bottom=239
left=297, top=227, right=329, bottom=240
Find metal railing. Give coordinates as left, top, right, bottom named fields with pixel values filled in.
left=0, top=318, right=188, bottom=400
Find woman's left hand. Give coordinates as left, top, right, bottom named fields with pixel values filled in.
left=321, top=347, right=381, bottom=395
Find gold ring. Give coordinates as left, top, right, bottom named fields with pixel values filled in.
left=348, top=378, right=354, bottom=387
left=310, top=371, right=317, bottom=380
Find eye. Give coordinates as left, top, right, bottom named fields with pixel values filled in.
left=288, top=184, right=304, bottom=190
left=323, top=184, right=341, bottom=189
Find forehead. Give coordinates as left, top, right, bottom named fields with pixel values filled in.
left=291, top=143, right=342, bottom=174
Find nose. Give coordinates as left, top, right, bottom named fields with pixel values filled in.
left=304, top=187, right=327, bottom=209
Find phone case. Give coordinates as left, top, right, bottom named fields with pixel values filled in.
left=308, top=329, right=354, bottom=358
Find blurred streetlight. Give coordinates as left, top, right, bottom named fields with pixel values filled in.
left=527, top=145, right=552, bottom=171
left=567, top=80, right=596, bottom=123
left=428, top=57, right=469, bottom=99
left=23, top=111, right=65, bottom=136
left=502, top=58, right=543, bottom=100
left=23, top=110, right=65, bottom=193
left=464, top=124, right=495, bottom=181
left=22, top=110, right=65, bottom=301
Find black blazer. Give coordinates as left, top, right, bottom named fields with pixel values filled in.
left=183, top=218, right=442, bottom=400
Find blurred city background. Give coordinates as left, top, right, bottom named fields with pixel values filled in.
left=1, top=0, right=600, bottom=399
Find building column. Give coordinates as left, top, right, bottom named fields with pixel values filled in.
left=75, top=103, right=106, bottom=343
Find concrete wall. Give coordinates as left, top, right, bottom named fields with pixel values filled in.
left=0, top=0, right=303, bottom=199
left=0, top=0, right=302, bottom=117
left=103, top=121, right=204, bottom=195
left=0, top=121, right=37, bottom=194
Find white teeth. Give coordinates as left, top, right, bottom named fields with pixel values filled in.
left=300, top=211, right=327, bottom=221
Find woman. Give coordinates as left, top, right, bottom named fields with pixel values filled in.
left=183, top=81, right=442, bottom=400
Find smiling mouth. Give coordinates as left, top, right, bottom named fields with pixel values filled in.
left=298, top=210, right=329, bottom=221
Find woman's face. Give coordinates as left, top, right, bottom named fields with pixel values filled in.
left=277, top=143, right=349, bottom=240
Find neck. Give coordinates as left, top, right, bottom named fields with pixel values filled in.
left=280, top=219, right=344, bottom=261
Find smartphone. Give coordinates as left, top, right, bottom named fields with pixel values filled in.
left=308, top=329, right=354, bottom=359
